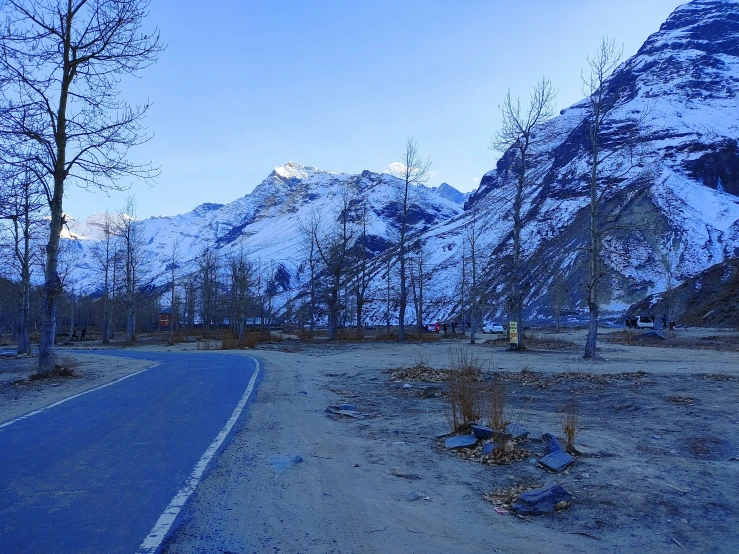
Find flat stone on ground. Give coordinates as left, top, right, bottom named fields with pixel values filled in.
left=506, top=423, right=529, bottom=440
left=512, top=484, right=572, bottom=515
left=445, top=435, right=478, bottom=449
left=539, top=450, right=574, bottom=472
left=471, top=425, right=494, bottom=439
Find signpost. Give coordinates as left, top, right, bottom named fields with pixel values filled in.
left=509, top=321, right=518, bottom=346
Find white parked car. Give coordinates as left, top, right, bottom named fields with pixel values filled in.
left=482, top=322, right=505, bottom=334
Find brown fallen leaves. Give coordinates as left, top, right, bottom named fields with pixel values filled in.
left=482, top=482, right=541, bottom=508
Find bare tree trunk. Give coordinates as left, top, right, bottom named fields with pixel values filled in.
left=39, top=190, right=64, bottom=372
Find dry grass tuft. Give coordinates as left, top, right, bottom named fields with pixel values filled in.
left=486, top=374, right=507, bottom=432
left=559, top=401, right=578, bottom=453
left=445, top=347, right=484, bottom=434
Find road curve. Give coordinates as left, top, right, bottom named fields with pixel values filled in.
left=0, top=351, right=262, bottom=554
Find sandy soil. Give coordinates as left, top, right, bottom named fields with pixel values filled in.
left=2, top=328, right=737, bottom=553
left=160, top=328, right=739, bottom=553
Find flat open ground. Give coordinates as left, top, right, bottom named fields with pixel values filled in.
left=1, top=326, right=737, bottom=553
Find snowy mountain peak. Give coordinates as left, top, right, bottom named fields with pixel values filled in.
left=431, top=182, right=468, bottom=204
left=272, top=161, right=339, bottom=181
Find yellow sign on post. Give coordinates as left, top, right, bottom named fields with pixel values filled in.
left=509, top=321, right=518, bottom=345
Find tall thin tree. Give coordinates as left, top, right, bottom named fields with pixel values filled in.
left=492, top=77, right=557, bottom=349
left=390, top=138, right=431, bottom=341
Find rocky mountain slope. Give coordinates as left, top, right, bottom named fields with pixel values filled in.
left=629, top=257, right=739, bottom=327
left=68, top=0, right=739, bottom=326
left=448, top=0, right=739, bottom=319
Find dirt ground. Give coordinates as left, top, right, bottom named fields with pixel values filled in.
left=2, top=327, right=738, bottom=553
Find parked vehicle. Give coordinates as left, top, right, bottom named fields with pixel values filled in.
left=482, top=322, right=505, bottom=334
left=625, top=315, right=655, bottom=329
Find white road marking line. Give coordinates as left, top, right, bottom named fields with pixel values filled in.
left=137, top=357, right=261, bottom=554
left=0, top=363, right=162, bottom=430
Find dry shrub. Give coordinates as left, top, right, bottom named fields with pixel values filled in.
left=486, top=374, right=507, bottom=431
left=445, top=347, right=484, bottom=434
left=559, top=401, right=578, bottom=453
left=29, top=355, right=80, bottom=380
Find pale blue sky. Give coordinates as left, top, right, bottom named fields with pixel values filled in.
left=65, top=0, right=686, bottom=222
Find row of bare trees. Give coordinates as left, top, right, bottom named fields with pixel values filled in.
left=488, top=37, right=656, bottom=358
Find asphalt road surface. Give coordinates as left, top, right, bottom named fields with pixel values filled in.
left=0, top=351, right=262, bottom=554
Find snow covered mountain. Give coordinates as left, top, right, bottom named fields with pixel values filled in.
left=71, top=162, right=462, bottom=307
left=443, top=0, right=739, bottom=319
left=69, top=0, right=739, bottom=325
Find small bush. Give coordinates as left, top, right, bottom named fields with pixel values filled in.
left=445, top=347, right=484, bottom=434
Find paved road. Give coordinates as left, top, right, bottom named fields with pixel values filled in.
left=0, top=351, right=262, bottom=554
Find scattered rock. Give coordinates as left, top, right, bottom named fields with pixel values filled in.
left=471, top=425, right=494, bottom=439
left=539, top=450, right=574, bottom=473
left=407, top=491, right=430, bottom=501
left=444, top=435, right=478, bottom=449
left=268, top=454, right=303, bottom=476
left=506, top=423, right=529, bottom=440
left=543, top=433, right=562, bottom=454
left=511, top=484, right=572, bottom=515
left=391, top=468, right=422, bottom=480
left=325, top=406, right=366, bottom=418
left=571, top=444, right=597, bottom=457
left=528, top=432, right=544, bottom=443
left=402, top=383, right=413, bottom=389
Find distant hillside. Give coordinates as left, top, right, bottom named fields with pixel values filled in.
left=629, top=257, right=739, bottom=327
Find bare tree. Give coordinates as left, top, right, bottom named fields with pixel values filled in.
left=229, top=246, right=253, bottom=341
left=0, top=0, right=162, bottom=373
left=465, top=202, right=490, bottom=344
left=197, top=243, right=220, bottom=336
left=113, top=197, right=146, bottom=344
left=581, top=38, right=650, bottom=358
left=298, top=209, right=321, bottom=333
left=167, top=238, right=181, bottom=343
left=492, top=77, right=557, bottom=349
left=314, top=186, right=355, bottom=340
left=409, top=238, right=427, bottom=336
left=350, top=201, right=372, bottom=338
left=1, top=171, right=45, bottom=354
left=390, top=138, right=431, bottom=341
left=551, top=271, right=568, bottom=332
left=90, top=211, right=114, bottom=343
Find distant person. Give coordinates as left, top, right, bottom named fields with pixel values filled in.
left=81, top=328, right=87, bottom=341
left=661, top=315, right=668, bottom=329
left=443, top=323, right=447, bottom=334
left=71, top=329, right=78, bottom=340
left=451, top=322, right=456, bottom=334
left=435, top=321, right=440, bottom=333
